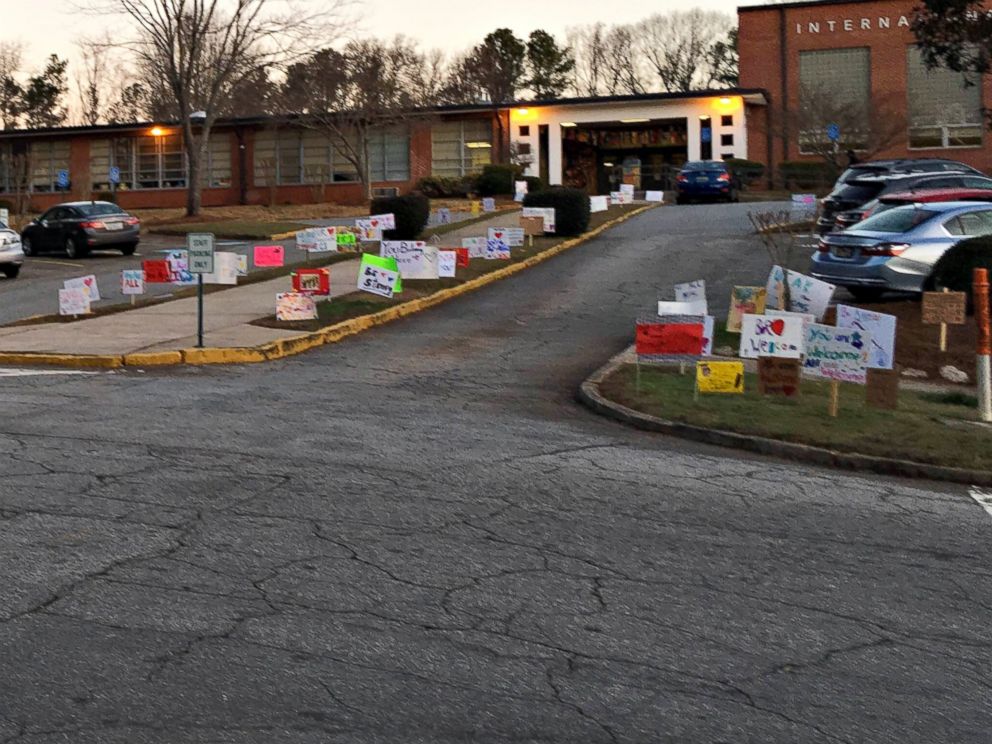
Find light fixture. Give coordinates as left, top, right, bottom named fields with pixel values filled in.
left=719, top=96, right=732, bottom=105
left=561, top=122, right=577, bottom=127
left=699, top=115, right=711, bottom=121
left=150, top=126, right=165, bottom=136
left=465, top=141, right=493, bottom=149
left=516, top=108, right=530, bottom=116
left=603, top=161, right=614, bottom=167
left=620, top=118, right=650, bottom=124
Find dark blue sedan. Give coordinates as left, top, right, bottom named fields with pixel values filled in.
left=675, top=161, right=740, bottom=204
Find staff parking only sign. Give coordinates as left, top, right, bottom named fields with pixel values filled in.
left=187, top=233, right=215, bottom=274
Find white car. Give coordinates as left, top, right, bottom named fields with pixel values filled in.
left=0, top=225, right=23, bottom=279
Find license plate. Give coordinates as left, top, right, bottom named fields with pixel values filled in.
left=833, top=246, right=854, bottom=258
left=694, top=177, right=709, bottom=183
left=105, top=222, right=123, bottom=231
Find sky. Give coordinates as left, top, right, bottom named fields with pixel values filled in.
left=8, top=0, right=744, bottom=72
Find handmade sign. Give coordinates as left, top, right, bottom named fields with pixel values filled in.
left=336, top=231, right=357, bottom=248
left=275, top=292, right=318, bottom=321
left=59, top=288, right=90, bottom=316
left=471, top=200, right=481, bottom=215
left=610, top=191, right=623, bottom=205
left=766, top=265, right=835, bottom=319
left=253, top=245, right=284, bottom=267
left=645, top=190, right=665, bottom=203
left=791, top=194, right=817, bottom=217
left=836, top=304, right=897, bottom=369
left=702, top=316, right=715, bottom=356
left=64, top=275, right=100, bottom=302
left=766, top=309, right=815, bottom=336
left=436, top=208, right=451, bottom=225
left=620, top=184, right=635, bottom=203
left=203, top=251, right=239, bottom=285
left=521, top=207, right=556, bottom=233
left=486, top=229, right=511, bottom=260
left=866, top=368, right=900, bottom=410
left=727, top=286, right=767, bottom=333
left=357, top=253, right=400, bottom=298
left=438, top=250, right=457, bottom=278
left=738, top=313, right=805, bottom=359
left=514, top=180, right=528, bottom=201
left=758, top=358, right=802, bottom=398
left=696, top=361, right=744, bottom=394
left=381, top=241, right=439, bottom=279
left=482, top=197, right=496, bottom=212
left=520, top=216, right=544, bottom=237
left=355, top=218, right=383, bottom=242
left=236, top=254, right=249, bottom=276
left=589, top=195, right=609, bottom=213
left=369, top=213, right=396, bottom=230
left=292, top=268, right=330, bottom=296
left=455, top=247, right=470, bottom=268
left=165, top=250, right=195, bottom=286
left=636, top=318, right=706, bottom=360
left=462, top=237, right=487, bottom=258
left=120, top=269, right=144, bottom=296
left=143, top=259, right=171, bottom=284
left=675, top=280, right=707, bottom=315
left=658, top=300, right=707, bottom=317
left=296, top=227, right=337, bottom=253
left=803, top=323, right=871, bottom=384
left=922, top=291, right=966, bottom=325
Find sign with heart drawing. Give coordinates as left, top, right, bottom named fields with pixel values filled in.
left=486, top=228, right=510, bottom=260
left=738, top=313, right=805, bottom=359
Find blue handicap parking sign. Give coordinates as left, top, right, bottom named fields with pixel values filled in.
left=701, top=128, right=712, bottom=144
left=56, top=169, right=70, bottom=188
left=827, top=123, right=841, bottom=142
left=109, top=166, right=121, bottom=184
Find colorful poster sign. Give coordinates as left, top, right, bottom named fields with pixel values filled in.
left=486, top=229, right=511, bottom=260
left=165, top=250, right=195, bottom=286
left=766, top=265, right=835, bottom=319
left=120, top=269, right=144, bottom=296
left=296, top=227, right=337, bottom=253
left=336, top=231, right=357, bottom=248
left=675, top=280, right=707, bottom=315
left=589, top=196, right=609, bottom=213
left=738, top=313, right=805, bottom=359
left=620, top=184, right=635, bottom=202
left=369, top=213, right=396, bottom=230
left=438, top=250, right=457, bottom=278
left=381, top=241, right=438, bottom=279
left=357, top=253, right=401, bottom=298
left=922, top=292, right=966, bottom=325
left=803, top=323, right=871, bottom=384
left=520, top=216, right=544, bottom=236
left=521, top=207, right=556, bottom=233
left=355, top=218, right=383, bottom=242
left=836, top=304, right=897, bottom=369
left=470, top=200, right=481, bottom=215
left=436, top=208, right=451, bottom=225
left=636, top=320, right=706, bottom=359
left=462, top=237, right=486, bottom=258
left=765, top=309, right=815, bottom=336
left=143, top=259, right=171, bottom=284
left=658, top=300, right=707, bottom=317
left=455, top=247, right=470, bottom=268
left=64, top=275, right=100, bottom=302
left=727, top=286, right=767, bottom=333
left=236, top=254, right=248, bottom=277
left=275, top=292, right=318, bottom=321
left=292, top=268, right=331, bottom=296
left=482, top=197, right=496, bottom=213
left=253, top=245, right=284, bottom=267
left=203, top=251, right=239, bottom=285
left=696, top=361, right=744, bottom=394
left=758, top=358, right=802, bottom=398
left=58, top=288, right=90, bottom=316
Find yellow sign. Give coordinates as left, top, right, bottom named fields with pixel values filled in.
left=470, top=200, right=481, bottom=216
left=696, top=361, right=745, bottom=394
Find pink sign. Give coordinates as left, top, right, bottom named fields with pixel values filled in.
left=253, top=245, right=284, bottom=267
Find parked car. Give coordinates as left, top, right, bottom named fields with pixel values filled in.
left=833, top=187, right=992, bottom=231
left=675, top=161, right=740, bottom=204
left=810, top=201, right=992, bottom=300
left=21, top=201, right=140, bottom=259
left=828, top=158, right=986, bottom=192
left=0, top=224, right=24, bottom=279
left=816, top=171, right=992, bottom=234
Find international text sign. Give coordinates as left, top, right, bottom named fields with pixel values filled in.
left=803, top=323, right=871, bottom=384
left=187, top=233, right=215, bottom=274
left=836, top=304, right=897, bottom=369
left=738, top=314, right=805, bottom=359
left=381, top=241, right=439, bottom=279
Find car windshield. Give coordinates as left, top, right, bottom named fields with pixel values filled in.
left=835, top=182, right=885, bottom=203
left=838, top=166, right=887, bottom=184
left=853, top=207, right=939, bottom=233
left=76, top=203, right=126, bottom=217
left=682, top=162, right=724, bottom=172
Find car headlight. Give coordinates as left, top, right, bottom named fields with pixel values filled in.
left=0, top=233, right=20, bottom=248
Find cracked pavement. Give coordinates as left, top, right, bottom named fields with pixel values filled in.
left=1, top=202, right=990, bottom=742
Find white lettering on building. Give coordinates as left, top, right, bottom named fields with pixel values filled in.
left=794, top=14, right=914, bottom=33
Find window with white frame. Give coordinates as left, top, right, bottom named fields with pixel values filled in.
left=431, top=120, right=493, bottom=177
left=906, top=46, right=983, bottom=149
left=798, top=48, right=871, bottom=153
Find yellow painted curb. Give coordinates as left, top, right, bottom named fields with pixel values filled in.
left=269, top=230, right=298, bottom=241
left=123, top=351, right=184, bottom=367
left=182, top=347, right=269, bottom=365
left=0, top=352, right=124, bottom=369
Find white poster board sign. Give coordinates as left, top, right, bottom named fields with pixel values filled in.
left=59, top=288, right=90, bottom=316
left=165, top=250, right=196, bottom=286
left=766, top=265, right=835, bottom=320
left=121, top=269, right=144, bottom=296
left=645, top=190, right=665, bottom=203
left=791, top=194, right=817, bottom=217
left=521, top=207, right=556, bottom=233
left=803, top=323, right=871, bottom=383
left=674, top=280, right=707, bottom=315
left=438, top=250, right=457, bottom=278
left=738, top=313, right=805, bottom=359
left=514, top=180, right=528, bottom=202
left=462, top=237, right=487, bottom=258
left=658, top=300, right=707, bottom=317
left=590, top=196, right=609, bottom=213
left=355, top=219, right=383, bottom=242
left=381, top=241, right=439, bottom=280
left=203, top=251, right=240, bottom=285
left=297, top=227, right=337, bottom=253
left=836, top=304, right=897, bottom=370
left=482, top=198, right=496, bottom=213
left=236, top=254, right=248, bottom=276
left=275, top=292, right=318, bottom=321
left=610, top=191, right=623, bottom=205
left=499, top=227, right=525, bottom=247
left=487, top=228, right=513, bottom=258
left=64, top=275, right=100, bottom=302
left=369, top=213, right=396, bottom=230
left=765, top=309, right=815, bottom=335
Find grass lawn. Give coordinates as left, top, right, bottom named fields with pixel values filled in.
left=148, top=220, right=313, bottom=240
left=601, top=364, right=992, bottom=471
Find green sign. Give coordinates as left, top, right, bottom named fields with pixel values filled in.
left=337, top=231, right=357, bottom=247
left=358, top=253, right=402, bottom=296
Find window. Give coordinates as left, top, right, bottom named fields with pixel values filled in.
left=798, top=48, right=871, bottom=153
left=963, top=177, right=992, bottom=189
left=431, top=119, right=494, bottom=177
left=29, top=141, right=71, bottom=192
left=519, top=125, right=530, bottom=137
left=720, top=134, right=734, bottom=147
left=721, top=115, right=733, bottom=127
left=254, top=127, right=404, bottom=186
left=518, top=143, right=532, bottom=156
left=368, top=128, right=410, bottom=181
left=956, top=210, right=992, bottom=236
left=857, top=207, right=939, bottom=233
left=907, top=46, right=982, bottom=149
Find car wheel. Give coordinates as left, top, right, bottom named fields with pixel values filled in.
left=21, top=236, right=35, bottom=257
left=848, top=287, right=883, bottom=302
left=120, top=242, right=137, bottom=256
left=676, top=196, right=687, bottom=205
left=65, top=235, right=88, bottom=259
left=2, top=265, right=19, bottom=279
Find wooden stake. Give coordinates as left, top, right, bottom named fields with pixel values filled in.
left=939, top=287, right=949, bottom=352
left=828, top=380, right=840, bottom=417
left=130, top=295, right=136, bottom=307
left=636, top=361, right=642, bottom=394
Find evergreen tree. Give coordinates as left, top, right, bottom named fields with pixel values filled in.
left=526, top=30, right=574, bottom=99
left=21, top=55, right=68, bottom=128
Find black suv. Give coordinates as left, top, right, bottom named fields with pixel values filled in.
left=816, top=167, right=992, bottom=234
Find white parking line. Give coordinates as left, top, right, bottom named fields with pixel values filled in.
left=968, top=487, right=992, bottom=520
left=0, top=368, right=101, bottom=378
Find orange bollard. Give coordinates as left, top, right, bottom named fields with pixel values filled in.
left=974, top=268, right=991, bottom=422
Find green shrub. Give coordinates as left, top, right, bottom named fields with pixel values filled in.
left=778, top=160, right=835, bottom=190
left=928, top=235, right=992, bottom=308
left=523, top=186, right=590, bottom=237
left=726, top=158, right=765, bottom=187
left=371, top=194, right=430, bottom=240
left=477, top=164, right=525, bottom=196
left=415, top=176, right=476, bottom=199
left=523, top=175, right=544, bottom=194
left=94, top=190, right=117, bottom=203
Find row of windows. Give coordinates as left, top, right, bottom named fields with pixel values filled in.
left=254, top=128, right=410, bottom=186
left=798, top=45, right=983, bottom=152
left=0, top=141, right=71, bottom=193
left=432, top=120, right=494, bottom=177
left=90, top=135, right=232, bottom=191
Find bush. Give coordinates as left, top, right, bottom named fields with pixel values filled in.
left=522, top=175, right=544, bottom=194
left=371, top=194, right=430, bottom=240
left=726, top=159, right=765, bottom=187
left=778, top=160, right=835, bottom=190
left=415, top=176, right=476, bottom=199
left=522, top=186, right=591, bottom=237
left=476, top=164, right=525, bottom=196
left=928, top=235, right=992, bottom=307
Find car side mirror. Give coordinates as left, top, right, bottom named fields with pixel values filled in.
left=39, top=220, right=47, bottom=228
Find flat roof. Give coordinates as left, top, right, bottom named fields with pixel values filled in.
left=739, top=0, right=893, bottom=12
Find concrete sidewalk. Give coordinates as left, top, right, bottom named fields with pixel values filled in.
left=0, top=211, right=520, bottom=357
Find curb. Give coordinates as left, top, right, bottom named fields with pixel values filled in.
left=0, top=206, right=655, bottom=370
left=577, top=350, right=992, bottom=487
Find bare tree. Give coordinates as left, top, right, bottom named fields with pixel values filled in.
left=640, top=10, right=734, bottom=92
left=566, top=24, right=607, bottom=97
left=88, top=0, right=349, bottom=216
left=75, top=34, right=114, bottom=125
left=602, top=26, right=645, bottom=95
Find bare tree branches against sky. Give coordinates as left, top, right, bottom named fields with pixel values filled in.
left=10, top=0, right=742, bottom=68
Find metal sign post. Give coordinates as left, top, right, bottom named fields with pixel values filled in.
left=187, top=233, right=215, bottom=348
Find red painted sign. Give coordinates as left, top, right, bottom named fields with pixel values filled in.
left=292, top=268, right=331, bottom=296
left=455, top=248, right=470, bottom=268
left=143, top=259, right=172, bottom=284
left=636, top=322, right=705, bottom=356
